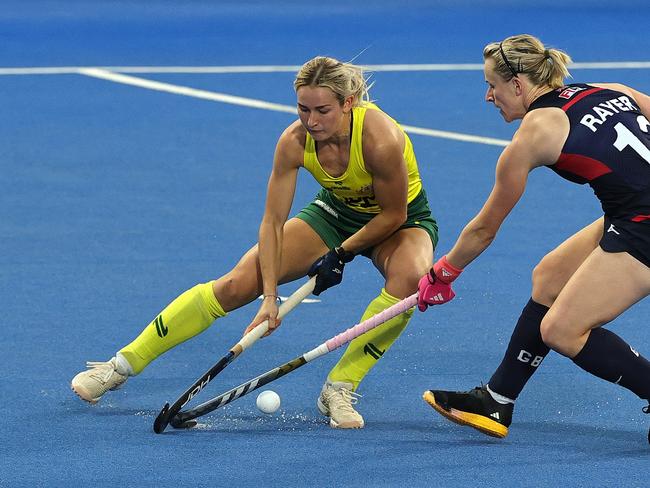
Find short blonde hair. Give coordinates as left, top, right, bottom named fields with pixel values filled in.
left=484, top=34, right=572, bottom=89
left=294, top=56, right=371, bottom=107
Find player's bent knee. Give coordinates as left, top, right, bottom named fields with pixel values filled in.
left=539, top=315, right=572, bottom=356
left=213, top=273, right=260, bottom=310
left=385, top=267, right=424, bottom=295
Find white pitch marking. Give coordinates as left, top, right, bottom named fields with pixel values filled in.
left=77, top=68, right=297, bottom=114
left=1, top=61, right=650, bottom=75
left=400, top=124, right=508, bottom=146
left=258, top=295, right=321, bottom=304
left=77, top=68, right=510, bottom=147
left=0, top=67, right=84, bottom=75
left=5, top=62, right=648, bottom=147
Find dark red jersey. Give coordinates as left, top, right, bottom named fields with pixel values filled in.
left=528, top=83, right=650, bottom=223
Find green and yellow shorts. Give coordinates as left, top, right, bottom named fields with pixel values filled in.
left=295, top=188, right=438, bottom=258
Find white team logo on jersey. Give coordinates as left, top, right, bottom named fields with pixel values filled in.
left=558, top=86, right=586, bottom=100
left=607, top=224, right=620, bottom=235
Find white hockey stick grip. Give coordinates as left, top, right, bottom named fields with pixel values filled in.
left=237, top=276, right=317, bottom=351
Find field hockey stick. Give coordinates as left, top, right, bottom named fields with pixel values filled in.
left=169, top=292, right=418, bottom=428
left=153, top=275, right=316, bottom=434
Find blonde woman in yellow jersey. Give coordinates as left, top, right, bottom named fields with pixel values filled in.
left=71, top=56, right=438, bottom=429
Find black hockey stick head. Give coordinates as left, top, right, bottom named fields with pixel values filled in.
left=170, top=415, right=197, bottom=430
left=153, top=402, right=171, bottom=434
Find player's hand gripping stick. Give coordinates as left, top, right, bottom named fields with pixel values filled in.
left=417, top=255, right=463, bottom=311
left=308, top=246, right=355, bottom=296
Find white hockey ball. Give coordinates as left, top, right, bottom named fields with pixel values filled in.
left=256, top=390, right=281, bottom=414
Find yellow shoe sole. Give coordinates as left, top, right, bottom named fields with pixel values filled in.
left=422, top=390, right=509, bottom=439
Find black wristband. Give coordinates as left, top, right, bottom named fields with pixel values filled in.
left=334, top=246, right=355, bottom=263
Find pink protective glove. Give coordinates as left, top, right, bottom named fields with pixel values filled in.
left=417, top=255, right=463, bottom=311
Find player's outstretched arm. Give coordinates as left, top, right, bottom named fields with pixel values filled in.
left=247, top=123, right=303, bottom=334
left=417, top=109, right=568, bottom=311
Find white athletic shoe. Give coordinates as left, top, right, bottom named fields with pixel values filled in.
left=71, top=357, right=128, bottom=404
left=317, top=381, right=364, bottom=429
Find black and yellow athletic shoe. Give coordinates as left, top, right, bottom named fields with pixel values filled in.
left=423, top=386, right=513, bottom=439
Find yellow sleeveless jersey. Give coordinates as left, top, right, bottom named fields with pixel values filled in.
left=302, top=103, right=423, bottom=214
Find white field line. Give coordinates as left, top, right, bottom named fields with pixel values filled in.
left=258, top=295, right=321, bottom=303
left=78, top=68, right=510, bottom=147
left=400, top=125, right=508, bottom=146
left=1, top=61, right=650, bottom=75
left=78, top=68, right=298, bottom=114
left=6, top=61, right=648, bottom=146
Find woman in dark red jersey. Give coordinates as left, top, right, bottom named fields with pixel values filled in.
left=417, top=34, right=650, bottom=442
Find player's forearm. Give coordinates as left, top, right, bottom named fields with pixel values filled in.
left=257, top=218, right=283, bottom=295
left=446, top=218, right=497, bottom=269
left=341, top=208, right=406, bottom=254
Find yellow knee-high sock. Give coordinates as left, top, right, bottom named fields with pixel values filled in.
left=118, top=282, right=226, bottom=374
left=327, top=288, right=414, bottom=390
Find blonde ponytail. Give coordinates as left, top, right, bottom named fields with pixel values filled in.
left=484, top=34, right=572, bottom=89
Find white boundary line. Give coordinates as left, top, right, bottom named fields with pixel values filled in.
left=6, top=61, right=649, bottom=147
left=78, top=68, right=510, bottom=146
left=78, top=68, right=298, bottom=114
left=257, top=295, right=321, bottom=303
left=1, top=61, right=650, bottom=75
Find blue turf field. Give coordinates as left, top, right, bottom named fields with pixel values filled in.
left=2, top=1, right=649, bottom=486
